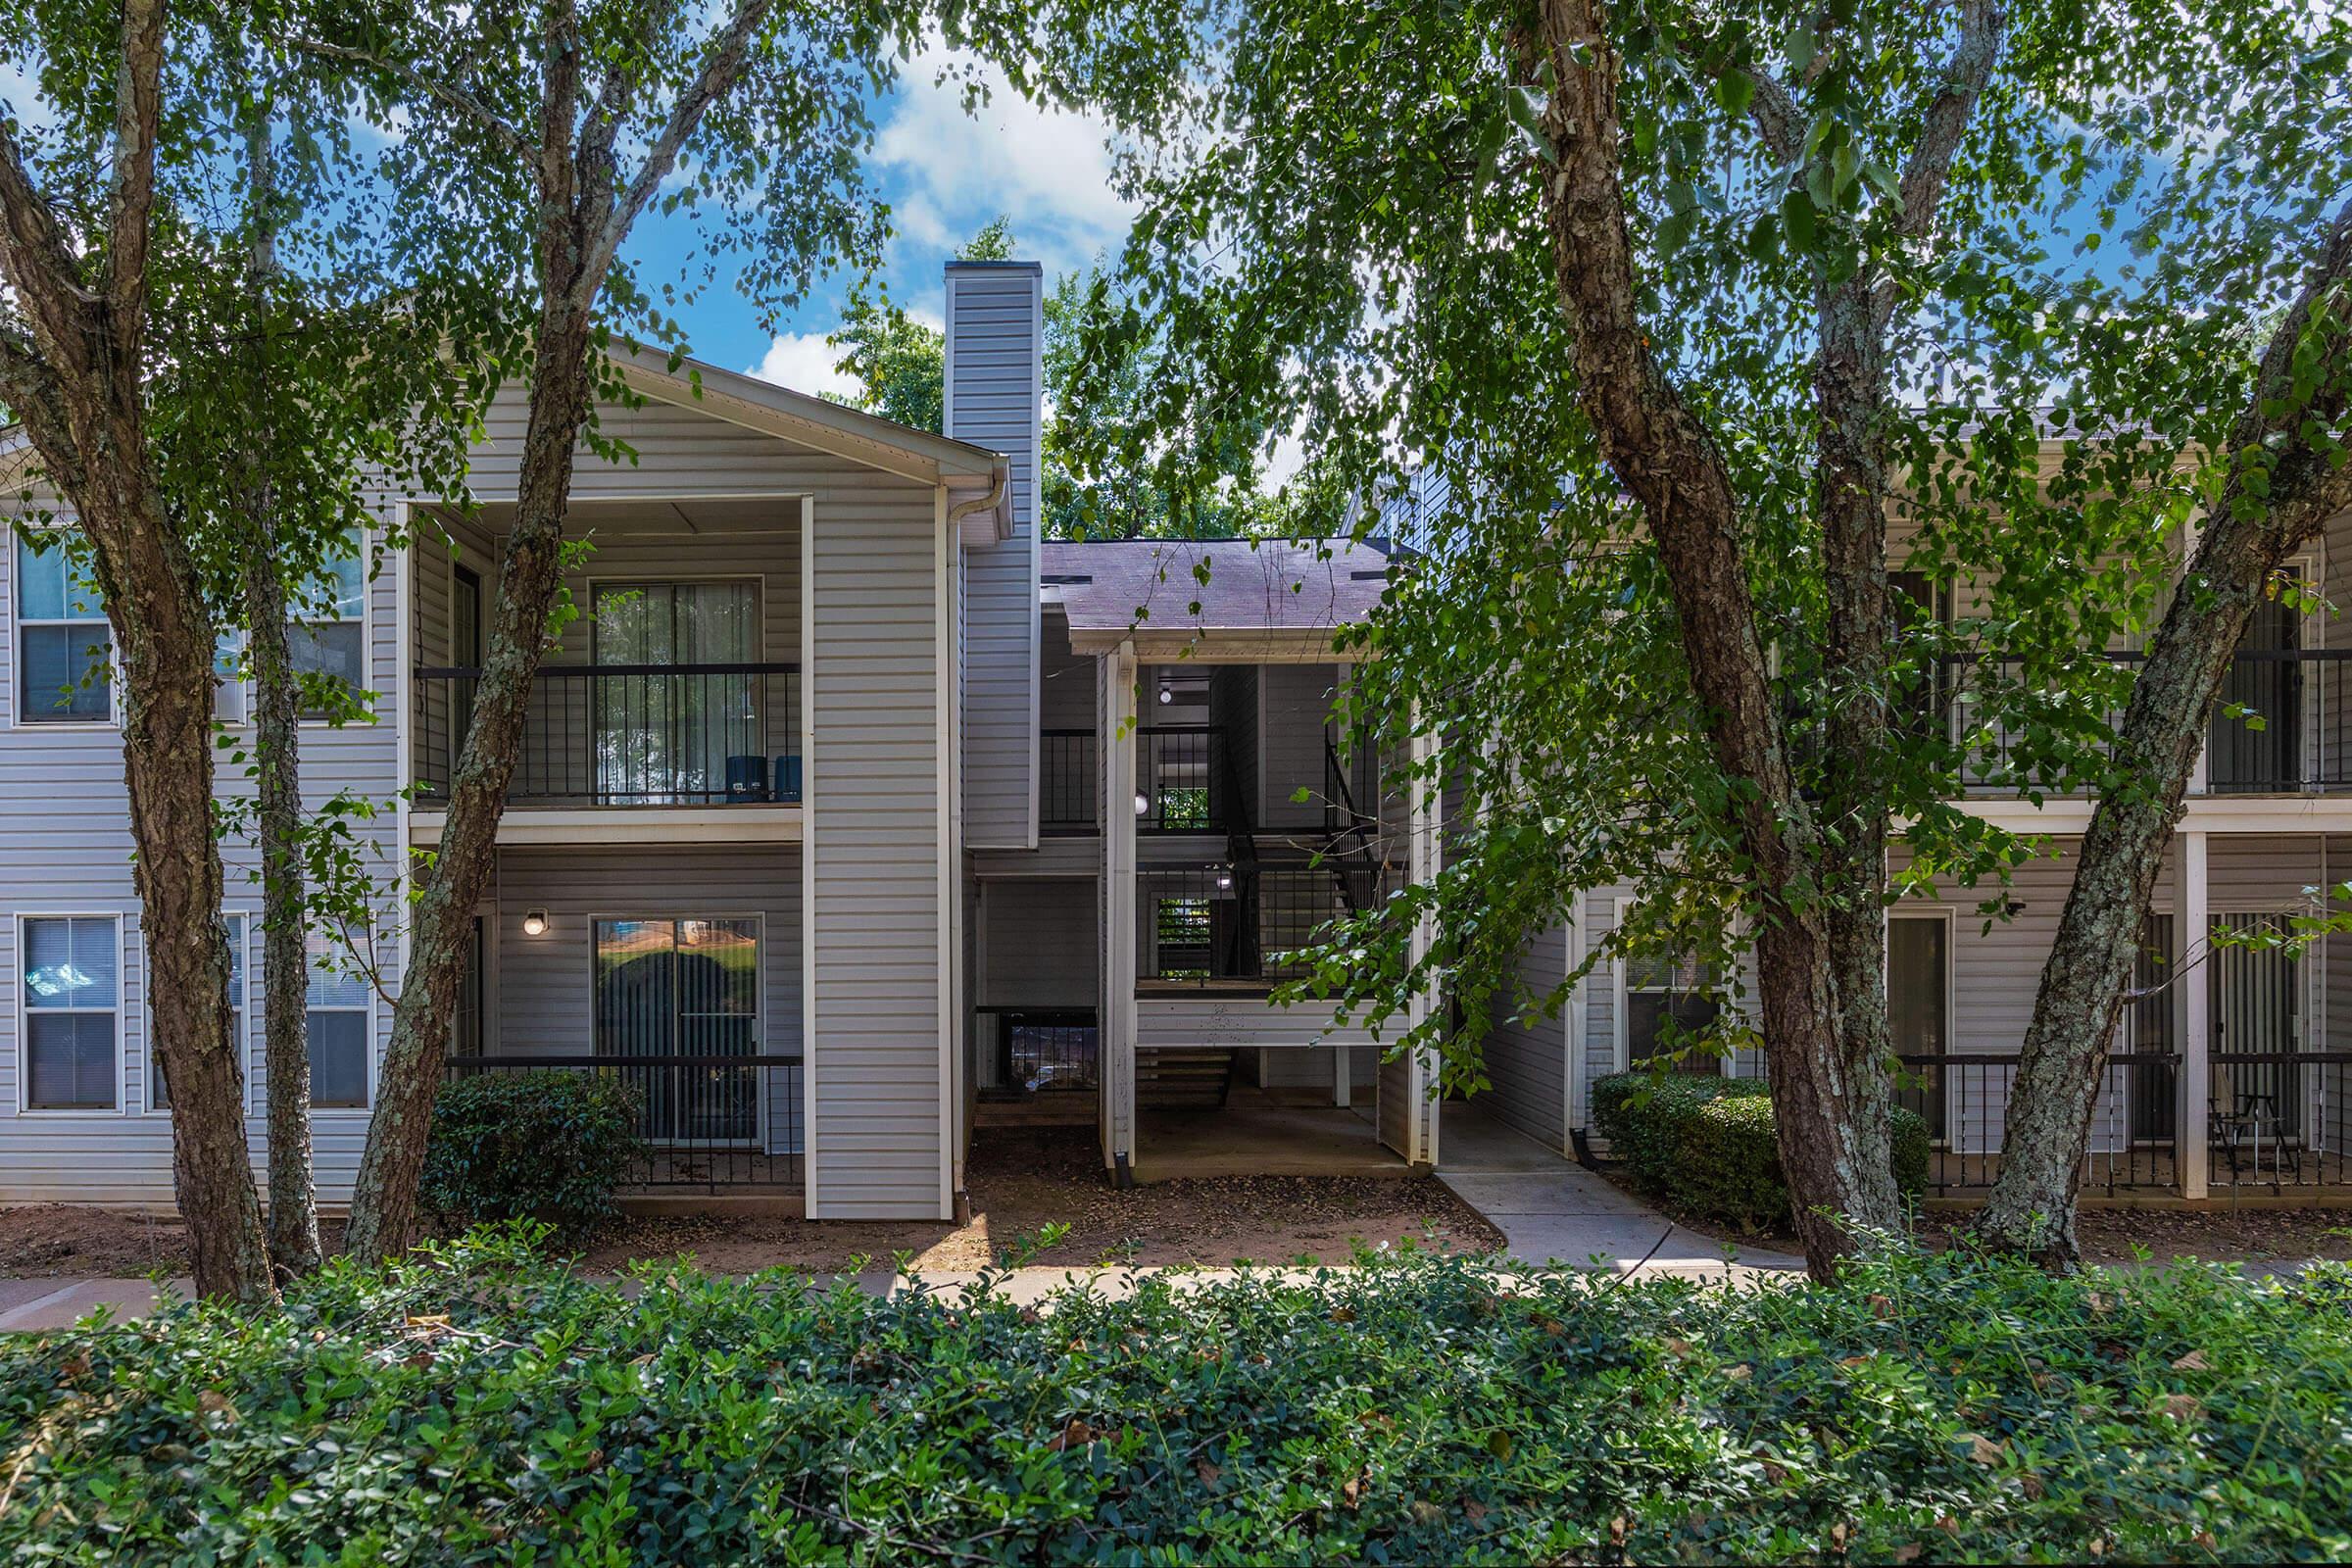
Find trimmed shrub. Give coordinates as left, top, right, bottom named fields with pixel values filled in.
left=422, top=1070, right=643, bottom=1238
left=4, top=1231, right=2349, bottom=1562
left=1593, top=1072, right=1929, bottom=1233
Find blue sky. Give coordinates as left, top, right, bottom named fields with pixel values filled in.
left=629, top=45, right=1131, bottom=400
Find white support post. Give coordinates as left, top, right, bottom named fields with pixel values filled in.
left=1101, top=644, right=1140, bottom=1175
left=2180, top=829, right=2210, bottom=1199
left=1403, top=721, right=1443, bottom=1168
left=1332, top=1047, right=1351, bottom=1109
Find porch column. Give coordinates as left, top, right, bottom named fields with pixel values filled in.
left=1101, top=642, right=1139, bottom=1174
left=2180, top=829, right=2210, bottom=1199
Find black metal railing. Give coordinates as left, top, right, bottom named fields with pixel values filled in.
left=1137, top=725, right=1225, bottom=831
left=1931, top=649, right=2352, bottom=795
left=2208, top=1052, right=2352, bottom=1190
left=1040, top=729, right=1099, bottom=833
left=1137, top=862, right=1390, bottom=987
left=414, top=662, right=801, bottom=807
left=976, top=1008, right=1100, bottom=1097
left=444, top=1054, right=804, bottom=1191
left=1895, top=1053, right=2180, bottom=1195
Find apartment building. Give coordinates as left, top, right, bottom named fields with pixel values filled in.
left=0, top=259, right=1442, bottom=1216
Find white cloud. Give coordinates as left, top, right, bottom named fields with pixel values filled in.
left=1263, top=429, right=1308, bottom=490
left=745, top=331, right=860, bottom=399
left=872, top=46, right=1134, bottom=282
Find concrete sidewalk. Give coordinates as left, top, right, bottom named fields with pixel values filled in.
left=1438, top=1104, right=1803, bottom=1281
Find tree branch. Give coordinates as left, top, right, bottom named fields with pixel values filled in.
left=570, top=0, right=775, bottom=313
left=103, top=0, right=167, bottom=353
left=1876, top=0, right=2003, bottom=323
left=0, top=122, right=95, bottom=367
left=286, top=36, right=533, bottom=166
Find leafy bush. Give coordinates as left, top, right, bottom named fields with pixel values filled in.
left=4, top=1231, right=2349, bottom=1562
left=1594, top=1072, right=1929, bottom=1232
left=422, top=1070, right=643, bottom=1238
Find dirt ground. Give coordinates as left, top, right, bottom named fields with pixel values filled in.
left=1595, top=1166, right=2352, bottom=1268
left=583, top=1130, right=1503, bottom=1273
left=0, top=1129, right=1502, bottom=1279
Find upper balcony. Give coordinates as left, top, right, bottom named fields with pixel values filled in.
left=407, top=496, right=804, bottom=844
left=1942, top=648, right=2352, bottom=801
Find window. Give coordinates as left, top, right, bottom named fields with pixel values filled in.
left=1888, top=915, right=1949, bottom=1141
left=593, top=918, right=760, bottom=1144
left=22, top=916, right=119, bottom=1109
left=454, top=915, right=486, bottom=1057
left=288, top=538, right=367, bottom=717
left=154, top=914, right=245, bottom=1110
left=305, top=933, right=370, bottom=1107
left=1890, top=569, right=1950, bottom=743
left=1623, top=951, right=1721, bottom=1073
left=14, top=536, right=111, bottom=723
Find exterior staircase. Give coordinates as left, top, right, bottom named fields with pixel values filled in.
left=1136, top=1047, right=1239, bottom=1109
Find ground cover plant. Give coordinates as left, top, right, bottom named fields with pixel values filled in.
left=2, top=1229, right=2347, bottom=1563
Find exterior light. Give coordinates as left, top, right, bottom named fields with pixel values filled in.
left=521, top=908, right=549, bottom=937
left=1216, top=868, right=1233, bottom=891
left=1134, top=791, right=1152, bottom=817
left=1157, top=681, right=1174, bottom=705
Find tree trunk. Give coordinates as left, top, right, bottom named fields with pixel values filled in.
left=109, top=490, right=280, bottom=1306
left=1982, top=198, right=2352, bottom=1266
left=0, top=0, right=278, bottom=1304
left=341, top=313, right=598, bottom=1260
left=246, top=521, right=321, bottom=1275
left=236, top=114, right=322, bottom=1280
left=1532, top=0, right=1901, bottom=1277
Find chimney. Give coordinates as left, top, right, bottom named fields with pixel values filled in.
left=944, top=259, right=1045, bottom=849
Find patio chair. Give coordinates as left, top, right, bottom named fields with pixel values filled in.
left=2208, top=1090, right=2303, bottom=1192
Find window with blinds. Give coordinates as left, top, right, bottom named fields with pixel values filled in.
left=305, top=932, right=370, bottom=1107
left=14, top=537, right=112, bottom=723
left=23, top=916, right=119, bottom=1108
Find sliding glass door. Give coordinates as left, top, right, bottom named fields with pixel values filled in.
left=592, top=581, right=760, bottom=803
left=593, top=917, right=760, bottom=1144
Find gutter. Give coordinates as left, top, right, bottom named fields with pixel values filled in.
left=947, top=457, right=1012, bottom=542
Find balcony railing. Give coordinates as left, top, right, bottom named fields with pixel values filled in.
left=414, top=662, right=801, bottom=807
left=1934, top=648, right=2352, bottom=795
left=1041, top=729, right=1099, bottom=834
left=444, top=1054, right=804, bottom=1191
left=1895, top=1053, right=2180, bottom=1195
left=1138, top=861, right=1392, bottom=988
left=1136, top=725, right=1227, bottom=831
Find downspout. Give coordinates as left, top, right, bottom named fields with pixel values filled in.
left=947, top=458, right=1011, bottom=538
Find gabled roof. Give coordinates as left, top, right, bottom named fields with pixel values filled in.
left=608, top=345, right=1014, bottom=537
left=1044, top=537, right=1389, bottom=656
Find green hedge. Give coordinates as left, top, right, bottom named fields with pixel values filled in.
left=4, top=1231, right=2349, bottom=1562
left=1593, top=1073, right=1929, bottom=1233
left=422, top=1070, right=644, bottom=1239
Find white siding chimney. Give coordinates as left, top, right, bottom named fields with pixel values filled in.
left=945, top=260, right=1045, bottom=850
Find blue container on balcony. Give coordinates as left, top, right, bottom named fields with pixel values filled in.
left=773, top=755, right=804, bottom=804
left=725, top=755, right=769, bottom=803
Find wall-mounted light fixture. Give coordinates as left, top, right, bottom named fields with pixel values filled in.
left=2003, top=900, right=2028, bottom=919
left=1215, top=866, right=1234, bottom=891
left=1134, top=791, right=1152, bottom=817
left=1157, top=679, right=1174, bottom=706
left=521, top=908, right=550, bottom=937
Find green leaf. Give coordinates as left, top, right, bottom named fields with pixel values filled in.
left=1715, top=72, right=1757, bottom=118
left=1782, top=187, right=1817, bottom=251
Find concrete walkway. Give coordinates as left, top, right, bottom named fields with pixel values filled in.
left=1438, top=1103, right=1803, bottom=1281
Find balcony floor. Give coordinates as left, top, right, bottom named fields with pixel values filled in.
left=409, top=802, right=802, bottom=846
